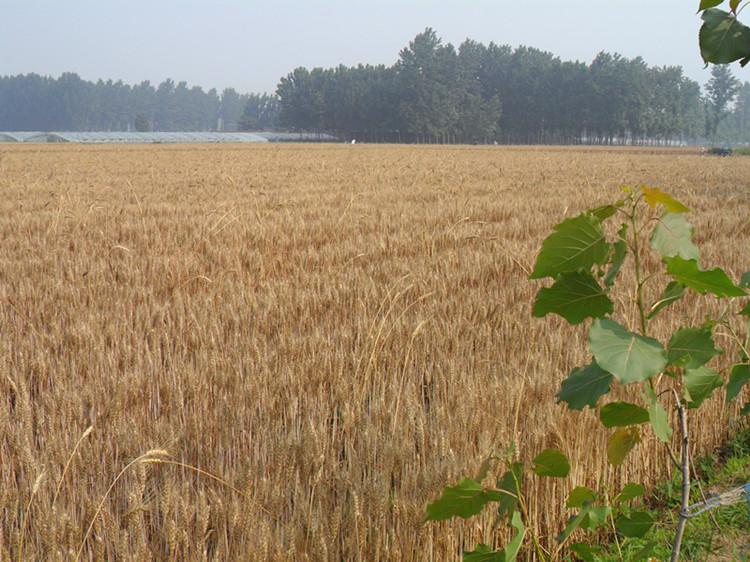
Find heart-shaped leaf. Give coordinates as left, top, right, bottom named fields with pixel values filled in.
left=556, top=362, right=613, bottom=411
left=533, top=449, right=570, bottom=478
left=589, top=319, right=667, bottom=384
left=651, top=213, right=699, bottom=261
left=426, top=478, right=502, bottom=521
left=616, top=511, right=655, bottom=538
left=599, top=402, right=650, bottom=428
left=667, top=327, right=721, bottom=369
left=533, top=271, right=613, bottom=325
left=684, top=366, right=723, bottom=408
left=607, top=427, right=641, bottom=465
left=530, top=213, right=610, bottom=279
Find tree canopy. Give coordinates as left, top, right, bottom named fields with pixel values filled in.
left=0, top=74, right=272, bottom=132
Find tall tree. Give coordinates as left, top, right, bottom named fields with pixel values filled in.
left=705, top=64, right=740, bottom=140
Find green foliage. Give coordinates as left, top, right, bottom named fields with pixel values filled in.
left=588, top=319, right=667, bottom=384
left=607, top=427, right=641, bottom=466
left=651, top=213, right=699, bottom=260
left=666, top=327, right=722, bottom=369
left=532, top=449, right=570, bottom=478
left=727, top=363, right=750, bottom=401
left=425, top=478, right=502, bottom=521
left=615, top=511, right=655, bottom=538
left=427, top=185, right=750, bottom=559
left=647, top=391, right=673, bottom=443
left=699, top=8, right=750, bottom=66
left=647, top=282, right=686, bottom=319
left=614, top=483, right=646, bottom=504
left=496, top=463, right=524, bottom=519
left=556, top=362, right=613, bottom=411
left=532, top=272, right=613, bottom=325
left=567, top=486, right=597, bottom=508
left=684, top=366, right=724, bottom=408
left=599, top=402, right=650, bottom=428
left=530, top=213, right=610, bottom=280
left=603, top=227, right=628, bottom=288
left=666, top=256, right=746, bottom=297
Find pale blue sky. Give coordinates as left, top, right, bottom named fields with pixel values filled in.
left=0, top=1, right=732, bottom=94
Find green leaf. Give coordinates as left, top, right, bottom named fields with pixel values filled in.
left=699, top=0, right=725, bottom=11
left=567, top=486, right=597, bottom=508
left=504, top=511, right=525, bottom=562
left=647, top=282, right=686, bottom=319
left=590, top=204, right=618, bottom=221
left=616, top=511, right=655, bottom=538
left=667, top=327, right=721, bottom=369
left=532, top=449, right=570, bottom=478
left=740, top=271, right=750, bottom=288
left=727, top=364, right=750, bottom=401
left=607, top=427, right=641, bottom=465
left=589, top=319, right=667, bottom=384
left=463, top=511, right=525, bottom=561
left=651, top=213, right=699, bottom=261
left=700, top=9, right=750, bottom=65
left=742, top=402, right=750, bottom=416
left=741, top=302, right=750, bottom=317
left=557, top=504, right=592, bottom=543
left=530, top=213, right=610, bottom=279
left=556, top=362, right=613, bottom=411
left=615, top=483, right=646, bottom=504
left=570, top=543, right=601, bottom=562
left=666, top=257, right=746, bottom=298
left=580, top=506, right=612, bottom=530
left=684, top=366, right=723, bottom=408
left=648, top=394, right=672, bottom=443
left=426, top=478, right=501, bottom=521
left=463, top=544, right=505, bottom=562
left=533, top=272, right=614, bottom=325
left=497, top=462, right=524, bottom=519
left=641, top=186, right=690, bottom=213
left=604, top=225, right=628, bottom=288
left=630, top=542, right=657, bottom=561
left=599, top=402, right=650, bottom=428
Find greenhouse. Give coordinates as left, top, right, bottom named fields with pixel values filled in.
left=0, top=132, right=41, bottom=142
left=0, top=131, right=339, bottom=144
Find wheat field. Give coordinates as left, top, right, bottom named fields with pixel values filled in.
left=1, top=143, right=749, bottom=561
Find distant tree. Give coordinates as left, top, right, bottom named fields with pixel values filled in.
left=134, top=113, right=151, bottom=132
left=396, top=28, right=461, bottom=142
left=705, top=64, right=740, bottom=140
left=238, top=94, right=279, bottom=130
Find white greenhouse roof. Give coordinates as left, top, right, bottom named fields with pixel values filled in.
left=20, top=132, right=270, bottom=144
left=0, top=132, right=41, bottom=142
left=257, top=132, right=338, bottom=142
left=0, top=131, right=339, bottom=144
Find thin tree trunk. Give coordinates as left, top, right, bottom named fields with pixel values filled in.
left=671, top=397, right=690, bottom=562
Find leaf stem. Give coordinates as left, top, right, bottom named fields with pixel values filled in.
left=605, top=489, right=624, bottom=562
left=630, top=201, right=649, bottom=337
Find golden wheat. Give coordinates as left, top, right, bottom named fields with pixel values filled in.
left=1, top=143, right=749, bottom=561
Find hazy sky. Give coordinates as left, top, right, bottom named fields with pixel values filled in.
left=1, top=1, right=730, bottom=94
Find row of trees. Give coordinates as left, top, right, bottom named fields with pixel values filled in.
left=1, top=29, right=747, bottom=144
left=276, top=29, right=749, bottom=144
left=0, top=73, right=279, bottom=132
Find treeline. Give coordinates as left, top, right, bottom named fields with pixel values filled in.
left=277, top=28, right=750, bottom=145
left=2, top=28, right=749, bottom=144
left=0, top=73, right=278, bottom=132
